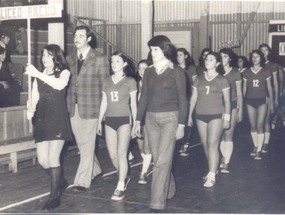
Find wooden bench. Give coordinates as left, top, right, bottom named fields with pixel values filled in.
left=0, top=137, right=37, bottom=173
left=0, top=106, right=36, bottom=173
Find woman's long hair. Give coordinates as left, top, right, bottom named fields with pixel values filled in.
left=111, top=51, right=136, bottom=79
left=205, top=52, right=224, bottom=75
left=42, top=44, right=69, bottom=77
left=176, top=48, right=195, bottom=70
left=249, top=49, right=266, bottom=67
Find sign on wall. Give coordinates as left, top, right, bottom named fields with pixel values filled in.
left=220, top=40, right=241, bottom=49
left=0, top=4, right=62, bottom=20
left=269, top=20, right=285, bottom=67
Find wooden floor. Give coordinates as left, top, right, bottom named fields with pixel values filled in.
left=1, top=122, right=285, bottom=214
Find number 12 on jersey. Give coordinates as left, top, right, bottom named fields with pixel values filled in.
left=253, top=79, right=259, bottom=87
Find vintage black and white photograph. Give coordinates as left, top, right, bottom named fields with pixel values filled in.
left=0, top=0, right=284, bottom=213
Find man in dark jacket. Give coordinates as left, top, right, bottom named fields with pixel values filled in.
left=66, top=26, right=109, bottom=191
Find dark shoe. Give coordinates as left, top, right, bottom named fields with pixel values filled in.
left=58, top=178, right=69, bottom=196
left=111, top=188, right=125, bottom=201
left=42, top=196, right=60, bottom=210
left=91, top=172, right=103, bottom=184
left=72, top=186, right=87, bottom=192
left=261, top=144, right=268, bottom=153
left=220, top=163, right=229, bottom=174
left=150, top=208, right=164, bottom=213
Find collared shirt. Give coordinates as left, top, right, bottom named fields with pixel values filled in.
left=77, top=46, right=91, bottom=60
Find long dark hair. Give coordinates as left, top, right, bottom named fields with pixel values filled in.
left=258, top=43, right=272, bottom=61
left=199, top=48, right=212, bottom=67
left=237, top=55, right=250, bottom=69
left=147, top=35, right=177, bottom=63
left=42, top=44, right=69, bottom=76
left=219, top=48, right=238, bottom=68
left=249, top=49, right=266, bottom=67
left=111, top=51, right=136, bottom=78
left=176, top=48, right=195, bottom=70
left=205, top=52, right=224, bottom=75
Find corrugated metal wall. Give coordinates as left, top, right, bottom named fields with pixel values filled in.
left=66, top=0, right=207, bottom=23
left=208, top=1, right=285, bottom=57
left=66, top=0, right=141, bottom=23
left=67, top=0, right=285, bottom=61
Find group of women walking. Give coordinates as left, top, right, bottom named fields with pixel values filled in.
left=25, top=32, right=284, bottom=212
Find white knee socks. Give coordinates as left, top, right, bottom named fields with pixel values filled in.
left=223, top=141, right=233, bottom=164
left=257, top=133, right=265, bottom=152
left=264, top=132, right=270, bottom=145
left=141, top=153, right=152, bottom=174
left=250, top=132, right=258, bottom=147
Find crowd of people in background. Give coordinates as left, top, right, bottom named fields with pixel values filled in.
left=12, top=24, right=284, bottom=212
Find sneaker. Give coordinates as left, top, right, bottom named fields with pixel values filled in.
left=111, top=189, right=125, bottom=201
left=262, top=144, right=268, bottom=153
left=203, top=177, right=216, bottom=188
left=219, top=157, right=225, bottom=168
left=254, top=151, right=262, bottom=160
left=138, top=173, right=147, bottom=185
left=220, top=163, right=229, bottom=174
left=202, top=170, right=218, bottom=180
left=250, top=147, right=257, bottom=156
left=180, top=144, right=190, bottom=156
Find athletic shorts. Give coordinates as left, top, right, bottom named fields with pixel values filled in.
left=246, top=97, right=266, bottom=109
left=105, top=116, right=130, bottom=131
left=196, top=113, right=223, bottom=124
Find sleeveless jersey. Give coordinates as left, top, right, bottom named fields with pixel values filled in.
left=193, top=73, right=230, bottom=115
left=103, top=76, right=137, bottom=117
left=243, top=67, right=271, bottom=99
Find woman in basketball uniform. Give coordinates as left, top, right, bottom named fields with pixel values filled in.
left=97, top=51, right=137, bottom=201
left=136, top=59, right=152, bottom=185
left=237, top=56, right=250, bottom=74
left=196, top=48, right=212, bottom=76
left=188, top=52, right=231, bottom=187
left=176, top=48, right=197, bottom=156
left=219, top=48, right=243, bottom=173
left=243, top=49, right=274, bottom=160
left=258, top=44, right=279, bottom=153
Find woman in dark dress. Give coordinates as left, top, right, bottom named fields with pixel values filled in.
left=25, top=44, right=72, bottom=210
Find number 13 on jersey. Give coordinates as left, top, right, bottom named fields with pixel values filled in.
left=111, top=91, right=119, bottom=101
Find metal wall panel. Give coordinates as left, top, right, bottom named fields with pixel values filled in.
left=67, top=0, right=285, bottom=62
left=208, top=1, right=285, bottom=57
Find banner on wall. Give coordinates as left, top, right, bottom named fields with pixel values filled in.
left=269, top=20, right=285, bottom=67
left=0, top=4, right=62, bottom=20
